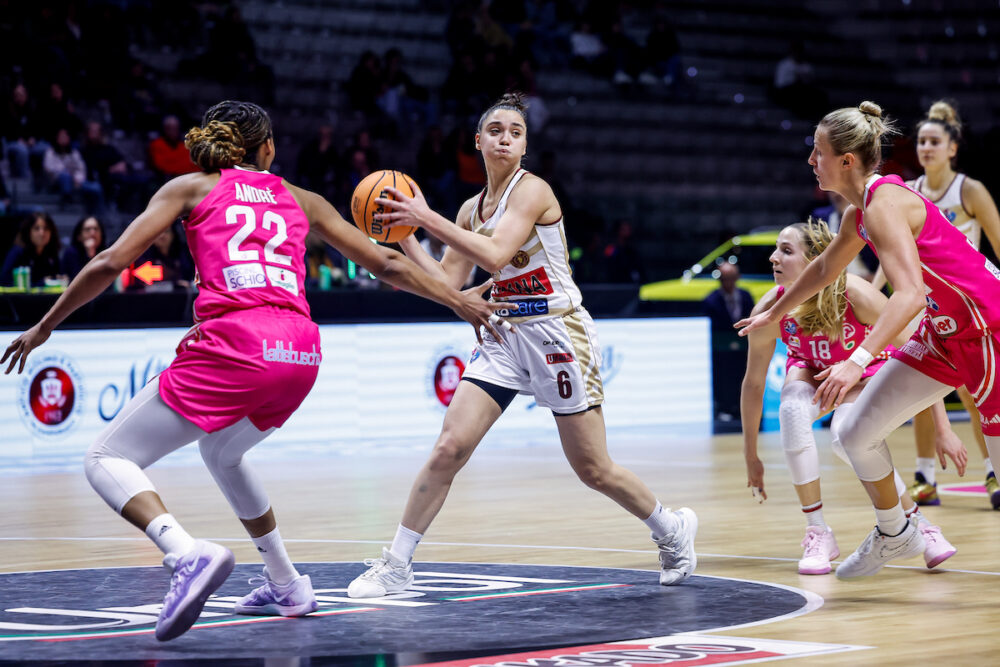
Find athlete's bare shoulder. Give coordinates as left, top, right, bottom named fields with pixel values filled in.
left=509, top=172, right=560, bottom=223
left=753, top=285, right=781, bottom=315
left=161, top=171, right=218, bottom=214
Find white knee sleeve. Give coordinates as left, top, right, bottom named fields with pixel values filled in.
left=832, top=359, right=952, bottom=482
left=779, top=381, right=822, bottom=485
left=199, top=418, right=274, bottom=520
left=85, top=378, right=205, bottom=513
left=986, top=436, right=1000, bottom=468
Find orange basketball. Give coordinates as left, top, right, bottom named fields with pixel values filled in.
left=350, top=170, right=418, bottom=243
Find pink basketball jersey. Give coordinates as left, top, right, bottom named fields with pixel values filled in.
left=856, top=175, right=1000, bottom=340
left=778, top=286, right=890, bottom=378
left=184, top=168, right=311, bottom=321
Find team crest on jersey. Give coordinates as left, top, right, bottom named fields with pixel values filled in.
left=787, top=335, right=800, bottom=348
left=842, top=322, right=856, bottom=341
left=857, top=221, right=869, bottom=242
left=510, top=250, right=530, bottom=269
left=945, top=209, right=958, bottom=223
left=783, top=320, right=798, bottom=335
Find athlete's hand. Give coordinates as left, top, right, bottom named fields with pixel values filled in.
left=735, top=309, right=775, bottom=337
left=2, top=324, right=51, bottom=374
left=452, top=279, right=515, bottom=344
left=813, top=360, right=864, bottom=412
left=935, top=427, right=968, bottom=476
left=375, top=178, right=431, bottom=230
left=745, top=455, right=767, bottom=502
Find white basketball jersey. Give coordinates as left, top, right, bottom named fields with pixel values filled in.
left=910, top=173, right=979, bottom=248
left=470, top=169, right=582, bottom=323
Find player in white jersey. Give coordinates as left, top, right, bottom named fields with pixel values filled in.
left=345, top=92, right=697, bottom=597
left=880, top=101, right=1000, bottom=508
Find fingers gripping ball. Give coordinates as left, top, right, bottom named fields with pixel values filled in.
left=351, top=170, right=418, bottom=243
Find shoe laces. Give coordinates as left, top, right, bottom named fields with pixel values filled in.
left=921, top=524, right=941, bottom=544
left=360, top=557, right=393, bottom=580
left=856, top=528, right=878, bottom=556
left=801, top=530, right=827, bottom=558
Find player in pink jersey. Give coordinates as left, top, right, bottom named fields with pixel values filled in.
left=741, top=219, right=960, bottom=575
left=888, top=100, right=1000, bottom=508
left=737, top=100, right=1000, bottom=579
left=2, top=100, right=503, bottom=640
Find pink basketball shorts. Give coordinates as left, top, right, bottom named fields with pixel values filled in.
left=159, top=306, right=321, bottom=433
left=894, top=320, right=1000, bottom=436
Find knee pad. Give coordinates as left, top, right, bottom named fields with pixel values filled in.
left=830, top=399, right=894, bottom=482
left=779, top=381, right=822, bottom=485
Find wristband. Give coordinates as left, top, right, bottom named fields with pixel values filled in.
left=848, top=347, right=874, bottom=368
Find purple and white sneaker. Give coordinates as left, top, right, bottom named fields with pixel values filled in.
left=235, top=567, right=318, bottom=617
left=155, top=540, right=235, bottom=641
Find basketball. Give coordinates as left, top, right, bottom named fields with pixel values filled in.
left=350, top=170, right=418, bottom=243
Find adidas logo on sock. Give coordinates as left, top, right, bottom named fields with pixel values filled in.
left=158, top=525, right=172, bottom=537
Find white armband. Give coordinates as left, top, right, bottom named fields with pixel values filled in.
left=848, top=347, right=874, bottom=369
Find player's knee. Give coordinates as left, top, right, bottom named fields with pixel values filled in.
left=427, top=432, right=471, bottom=474
left=829, top=437, right=850, bottom=465
left=198, top=440, right=242, bottom=472
left=573, top=460, right=611, bottom=491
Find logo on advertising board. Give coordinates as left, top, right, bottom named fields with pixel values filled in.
left=99, top=356, right=171, bottom=422
left=427, top=344, right=469, bottom=408
left=17, top=352, right=85, bottom=439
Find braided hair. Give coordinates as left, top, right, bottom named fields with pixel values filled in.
left=184, top=100, right=273, bottom=171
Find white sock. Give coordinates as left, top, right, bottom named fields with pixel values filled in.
left=916, top=457, right=936, bottom=485
left=802, top=501, right=827, bottom=528
left=875, top=502, right=908, bottom=536
left=252, top=527, right=299, bottom=586
left=389, top=524, right=423, bottom=563
left=145, top=513, right=196, bottom=569
left=985, top=458, right=994, bottom=477
left=643, top=501, right=678, bottom=540
left=904, top=505, right=927, bottom=526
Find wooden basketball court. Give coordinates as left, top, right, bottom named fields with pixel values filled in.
left=2, top=418, right=996, bottom=664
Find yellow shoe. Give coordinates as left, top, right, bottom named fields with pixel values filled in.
left=908, top=473, right=940, bottom=506
left=986, top=473, right=1000, bottom=510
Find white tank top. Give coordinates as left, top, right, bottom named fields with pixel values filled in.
left=470, top=168, right=582, bottom=323
left=910, top=173, right=979, bottom=248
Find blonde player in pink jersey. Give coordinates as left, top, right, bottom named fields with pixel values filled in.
left=2, top=100, right=503, bottom=640
left=738, top=100, right=1000, bottom=579
left=741, top=219, right=961, bottom=575
left=344, top=92, right=698, bottom=598
left=895, top=100, right=1000, bottom=508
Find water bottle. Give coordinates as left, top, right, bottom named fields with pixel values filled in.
left=318, top=264, right=332, bottom=291
left=14, top=266, right=29, bottom=290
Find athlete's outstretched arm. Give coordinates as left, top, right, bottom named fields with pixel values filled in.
left=300, top=188, right=503, bottom=342
left=3, top=176, right=194, bottom=374
left=740, top=289, right=781, bottom=501
left=395, top=197, right=478, bottom=290
left=736, top=217, right=866, bottom=337
left=376, top=177, right=547, bottom=273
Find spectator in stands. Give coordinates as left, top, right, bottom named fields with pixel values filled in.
left=61, top=215, right=107, bottom=280
left=646, top=17, right=682, bottom=90
left=603, top=20, right=656, bottom=87
left=0, top=212, right=63, bottom=287
left=343, top=148, right=372, bottom=197
left=704, top=263, right=754, bottom=330
left=80, top=120, right=136, bottom=211
left=416, top=125, right=458, bottom=215
left=445, top=1, right=480, bottom=59
left=296, top=124, right=339, bottom=201
left=442, top=51, right=491, bottom=118
left=379, top=48, right=433, bottom=130
left=131, top=221, right=194, bottom=290
left=452, top=124, right=486, bottom=201
left=2, top=83, right=46, bottom=181
left=43, top=127, right=103, bottom=214
left=36, top=82, right=82, bottom=140
left=604, top=219, right=646, bottom=283
left=345, top=128, right=381, bottom=170
left=704, top=262, right=754, bottom=420
left=148, top=115, right=198, bottom=182
left=771, top=41, right=828, bottom=120
left=114, top=58, right=166, bottom=134
left=569, top=21, right=607, bottom=76
left=345, top=50, right=384, bottom=116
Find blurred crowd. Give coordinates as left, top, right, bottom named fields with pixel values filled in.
left=1, top=0, right=668, bottom=291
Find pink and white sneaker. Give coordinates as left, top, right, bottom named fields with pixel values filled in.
left=798, top=526, right=840, bottom=575
left=919, top=522, right=956, bottom=568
